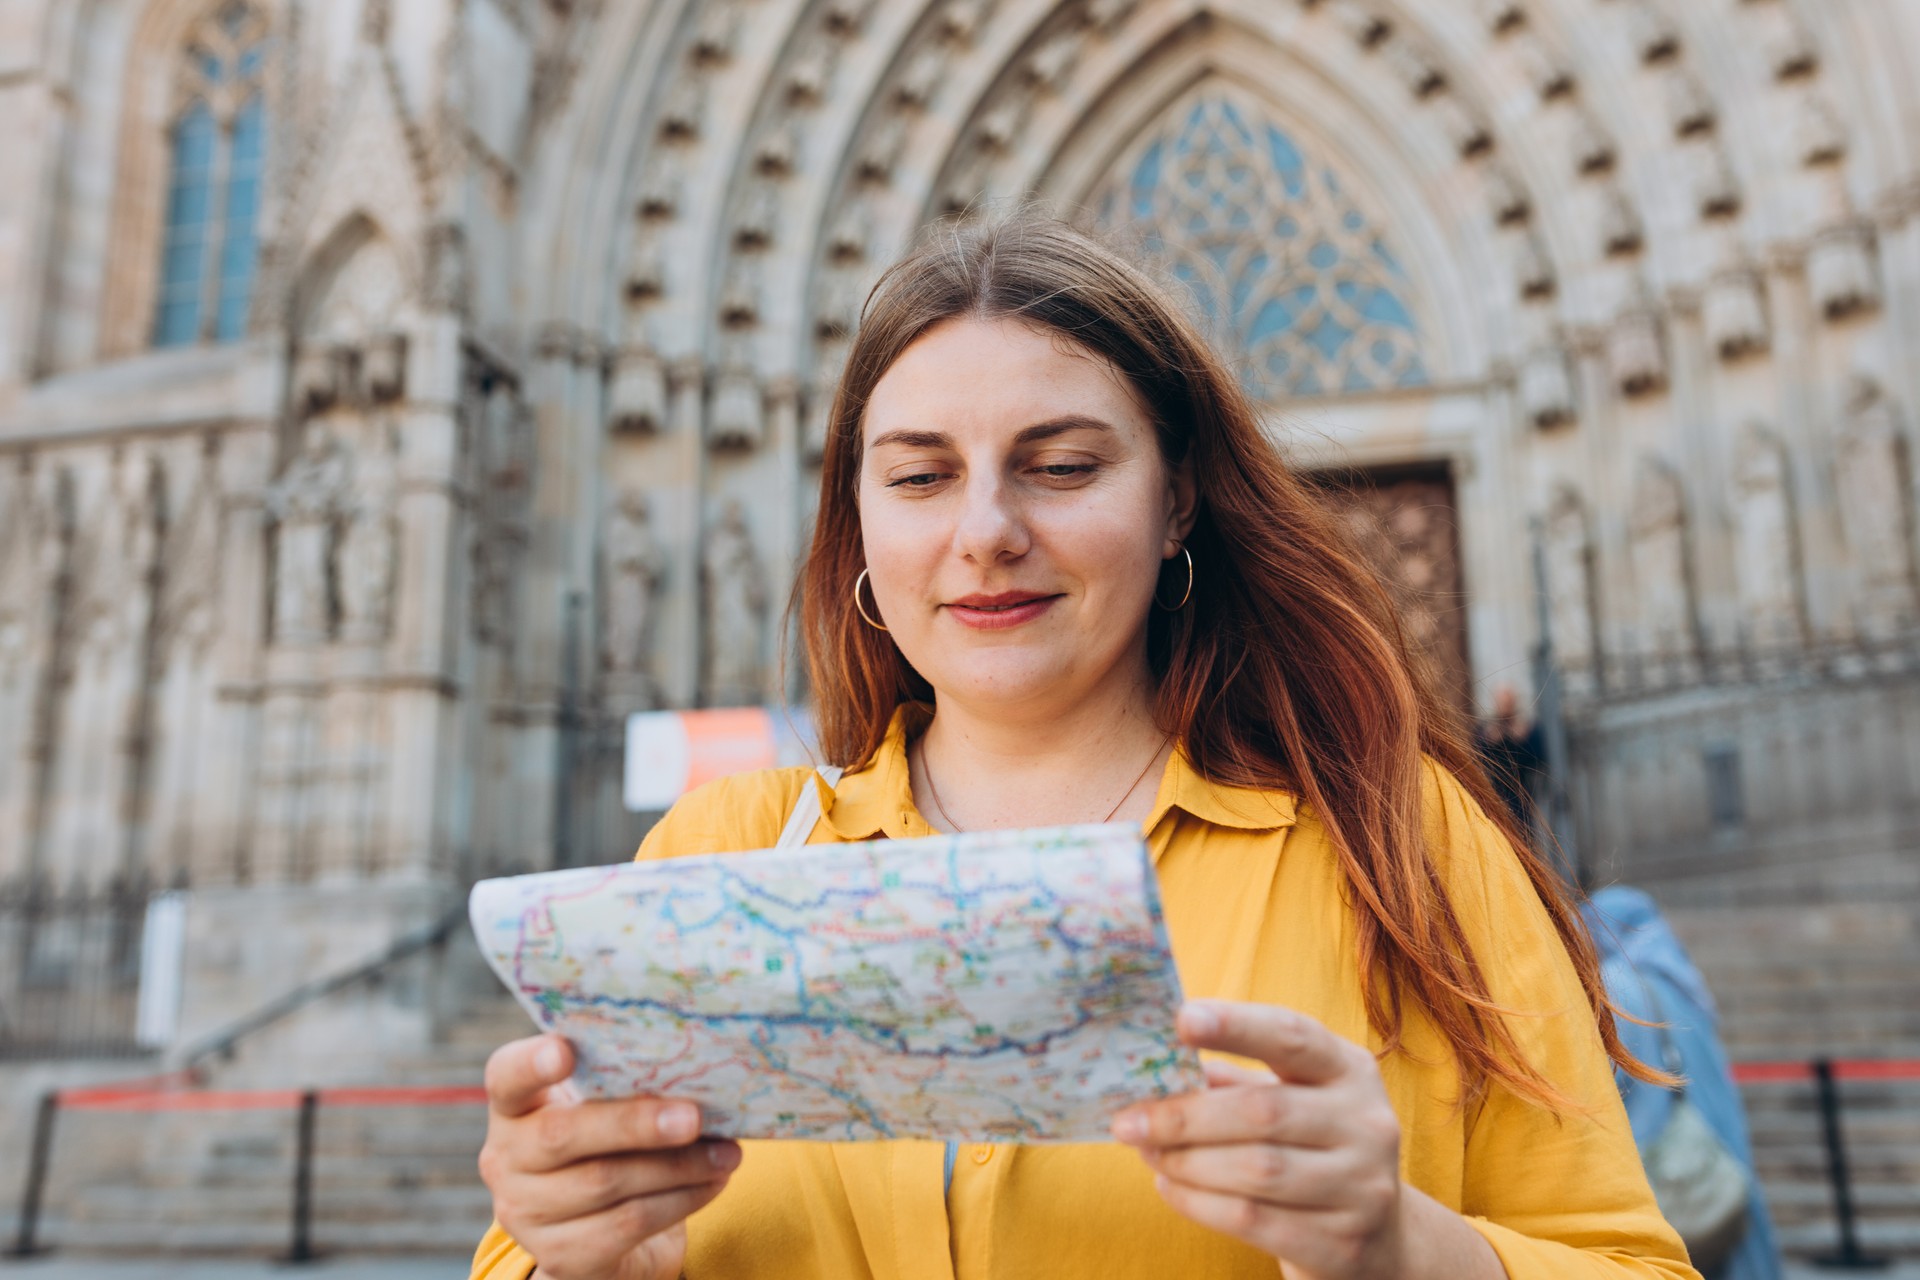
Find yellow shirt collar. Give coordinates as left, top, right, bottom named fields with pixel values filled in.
left=819, top=702, right=1296, bottom=842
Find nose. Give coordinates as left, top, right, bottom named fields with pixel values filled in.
left=951, top=472, right=1031, bottom=565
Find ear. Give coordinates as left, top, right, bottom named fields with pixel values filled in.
left=1162, top=454, right=1200, bottom=558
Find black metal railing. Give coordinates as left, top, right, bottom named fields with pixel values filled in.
left=0, top=874, right=156, bottom=1061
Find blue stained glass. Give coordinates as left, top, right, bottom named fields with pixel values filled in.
left=153, top=103, right=217, bottom=346
left=192, top=46, right=223, bottom=82
left=214, top=96, right=265, bottom=341
left=238, top=41, right=265, bottom=79
left=1099, top=91, right=1430, bottom=397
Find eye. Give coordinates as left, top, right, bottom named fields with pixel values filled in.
left=887, top=471, right=947, bottom=488
left=1034, top=463, right=1097, bottom=480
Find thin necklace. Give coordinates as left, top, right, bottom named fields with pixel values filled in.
left=917, top=734, right=1171, bottom=833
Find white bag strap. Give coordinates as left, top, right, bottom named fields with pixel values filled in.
left=775, top=765, right=843, bottom=849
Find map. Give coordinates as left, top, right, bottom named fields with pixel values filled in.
left=468, top=821, right=1204, bottom=1142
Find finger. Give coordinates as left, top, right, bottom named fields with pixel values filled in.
left=1151, top=1175, right=1310, bottom=1261
left=509, top=1142, right=743, bottom=1225
left=1140, top=1142, right=1354, bottom=1210
left=509, top=1180, right=729, bottom=1278
left=1180, top=1001, right=1350, bottom=1085
left=485, top=1034, right=574, bottom=1119
left=515, top=1095, right=710, bottom=1172
left=1112, top=1083, right=1341, bottom=1151
left=1203, top=1058, right=1279, bottom=1089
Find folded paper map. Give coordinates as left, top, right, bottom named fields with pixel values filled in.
left=468, top=821, right=1204, bottom=1142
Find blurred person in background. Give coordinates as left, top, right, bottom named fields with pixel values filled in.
left=1476, top=681, right=1545, bottom=831
left=1583, top=885, right=1784, bottom=1280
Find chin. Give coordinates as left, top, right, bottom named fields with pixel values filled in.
left=933, top=655, right=1079, bottom=708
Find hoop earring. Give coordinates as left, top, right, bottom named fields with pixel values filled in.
left=1155, top=546, right=1194, bottom=612
left=854, top=569, right=889, bottom=632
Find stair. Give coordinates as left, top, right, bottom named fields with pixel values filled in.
left=33, top=994, right=531, bottom=1257
left=1665, top=903, right=1920, bottom=1259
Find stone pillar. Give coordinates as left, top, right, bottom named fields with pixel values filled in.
left=662, top=356, right=708, bottom=708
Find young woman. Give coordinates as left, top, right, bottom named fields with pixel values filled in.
left=471, top=212, right=1699, bottom=1280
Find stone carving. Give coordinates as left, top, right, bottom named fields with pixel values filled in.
left=823, top=0, right=877, bottom=36
left=636, top=149, right=684, bottom=218
left=362, top=332, right=407, bottom=402
left=1624, top=0, right=1680, bottom=64
left=1543, top=487, right=1600, bottom=694
left=1731, top=426, right=1805, bottom=653
left=826, top=203, right=872, bottom=264
left=734, top=183, right=779, bottom=250
left=755, top=119, right=801, bottom=177
left=1704, top=268, right=1769, bottom=361
left=977, top=102, right=1022, bottom=152
left=718, top=256, right=761, bottom=327
left=1477, top=0, right=1524, bottom=35
left=805, top=338, right=849, bottom=461
left=1327, top=1, right=1389, bottom=48
left=1609, top=294, right=1668, bottom=397
left=1794, top=92, right=1846, bottom=167
left=816, top=266, right=865, bottom=340
left=1515, top=38, right=1573, bottom=100
left=1431, top=95, right=1492, bottom=157
left=266, top=427, right=349, bottom=644
left=939, top=0, right=991, bottom=43
left=659, top=76, right=705, bottom=140
left=609, top=347, right=669, bottom=435
left=691, top=0, right=740, bottom=64
left=293, top=344, right=348, bottom=415
left=156, top=442, right=222, bottom=664
left=1570, top=111, right=1617, bottom=175
left=1024, top=31, right=1082, bottom=90
left=1764, top=11, right=1818, bottom=80
left=338, top=422, right=399, bottom=644
left=1521, top=342, right=1577, bottom=429
left=1383, top=36, right=1445, bottom=97
left=424, top=220, right=469, bottom=314
left=1083, top=0, right=1138, bottom=33
left=1835, top=376, right=1919, bottom=641
left=600, top=490, right=665, bottom=695
left=896, top=47, right=946, bottom=108
left=1514, top=230, right=1555, bottom=300
left=786, top=37, right=838, bottom=105
left=1486, top=165, right=1531, bottom=226
left=1599, top=185, right=1644, bottom=256
left=624, top=220, right=667, bottom=301
left=1808, top=222, right=1882, bottom=319
left=709, top=340, right=765, bottom=452
left=1692, top=144, right=1741, bottom=219
left=1627, top=460, right=1699, bottom=682
left=856, top=115, right=911, bottom=181
left=1665, top=70, right=1715, bottom=138
left=703, top=500, right=767, bottom=706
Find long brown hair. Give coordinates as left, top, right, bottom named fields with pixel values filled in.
left=797, top=208, right=1660, bottom=1109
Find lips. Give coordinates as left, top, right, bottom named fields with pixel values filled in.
left=944, top=591, right=1062, bottom=630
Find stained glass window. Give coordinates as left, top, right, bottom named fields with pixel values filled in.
left=152, top=4, right=269, bottom=348
left=1093, top=93, right=1429, bottom=399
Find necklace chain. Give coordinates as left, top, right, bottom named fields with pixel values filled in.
left=917, top=735, right=1170, bottom=834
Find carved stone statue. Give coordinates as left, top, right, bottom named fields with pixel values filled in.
left=702, top=499, right=767, bottom=706
left=1731, top=427, right=1805, bottom=654
left=1544, top=488, right=1599, bottom=695
left=338, top=422, right=399, bottom=644
left=266, top=426, right=349, bottom=644
left=601, top=490, right=665, bottom=695
left=1627, top=461, right=1699, bottom=684
left=1836, top=375, right=1919, bottom=641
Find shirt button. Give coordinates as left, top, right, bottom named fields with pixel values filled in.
left=972, top=1145, right=993, bottom=1164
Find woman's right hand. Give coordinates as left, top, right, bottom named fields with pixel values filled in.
left=478, top=1033, right=742, bottom=1280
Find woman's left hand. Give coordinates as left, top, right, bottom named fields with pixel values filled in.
left=1110, top=1000, right=1412, bottom=1280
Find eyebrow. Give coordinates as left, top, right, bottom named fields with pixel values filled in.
left=866, top=414, right=1119, bottom=452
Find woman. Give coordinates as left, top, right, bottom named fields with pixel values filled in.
left=472, top=211, right=1698, bottom=1280
left=1583, top=886, right=1782, bottom=1280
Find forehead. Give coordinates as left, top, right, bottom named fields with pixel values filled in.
left=863, top=315, right=1150, bottom=443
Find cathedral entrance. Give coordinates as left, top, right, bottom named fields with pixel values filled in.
left=1310, top=465, right=1473, bottom=718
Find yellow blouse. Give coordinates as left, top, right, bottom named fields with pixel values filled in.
left=472, top=707, right=1697, bottom=1280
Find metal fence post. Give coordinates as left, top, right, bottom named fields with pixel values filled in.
left=283, top=1088, right=319, bottom=1264
left=6, top=1091, right=58, bottom=1257
left=1811, top=1058, right=1888, bottom=1270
